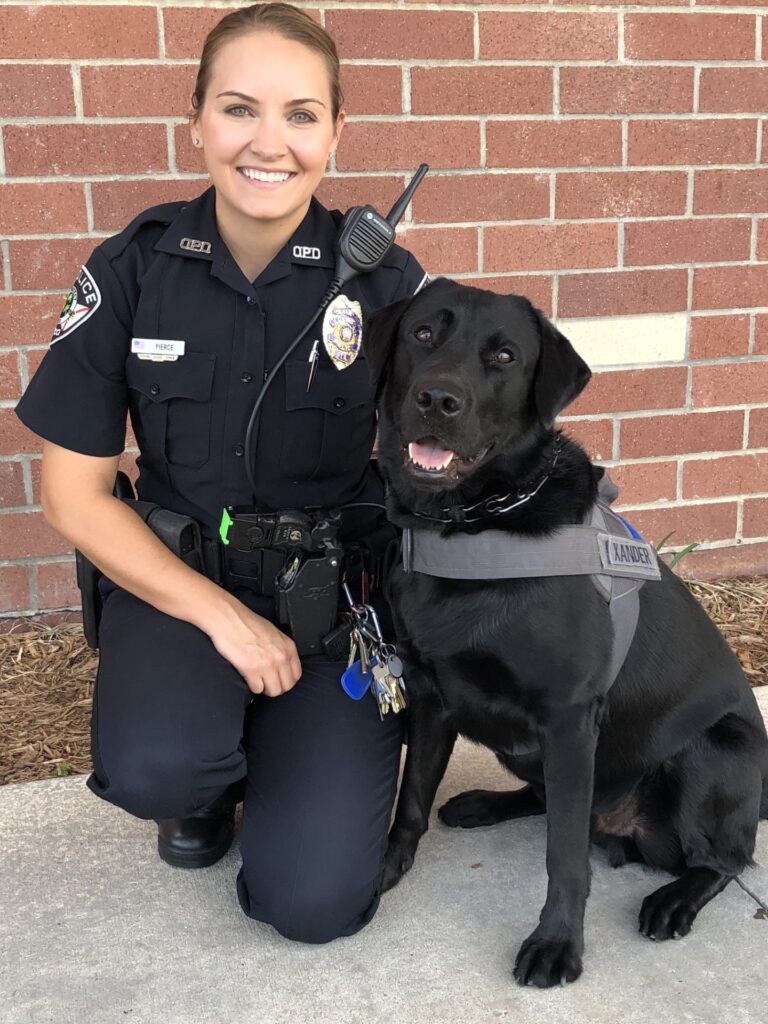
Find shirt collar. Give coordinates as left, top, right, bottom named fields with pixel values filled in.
left=154, top=187, right=338, bottom=295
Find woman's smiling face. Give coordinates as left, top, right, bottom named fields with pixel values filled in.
left=191, top=30, right=344, bottom=231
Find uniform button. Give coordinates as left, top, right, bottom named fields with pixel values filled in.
left=240, top=371, right=253, bottom=383
left=234, top=445, right=245, bottom=457
left=149, top=384, right=160, bottom=396
left=333, top=397, right=346, bottom=409
left=246, top=296, right=256, bottom=305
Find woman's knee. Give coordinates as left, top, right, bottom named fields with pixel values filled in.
left=88, top=744, right=199, bottom=820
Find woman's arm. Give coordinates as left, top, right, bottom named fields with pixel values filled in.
left=40, top=441, right=301, bottom=696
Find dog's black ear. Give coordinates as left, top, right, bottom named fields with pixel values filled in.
left=363, top=295, right=414, bottom=395
left=531, top=305, right=592, bottom=427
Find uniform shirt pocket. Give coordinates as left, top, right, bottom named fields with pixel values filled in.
left=126, top=351, right=216, bottom=468
left=282, top=356, right=375, bottom=482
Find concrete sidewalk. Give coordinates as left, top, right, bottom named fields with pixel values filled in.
left=2, top=689, right=767, bottom=1024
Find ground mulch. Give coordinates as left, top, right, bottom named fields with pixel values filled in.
left=1, top=577, right=766, bottom=787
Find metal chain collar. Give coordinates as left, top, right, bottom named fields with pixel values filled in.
left=409, top=438, right=563, bottom=525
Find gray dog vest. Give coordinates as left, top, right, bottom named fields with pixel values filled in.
left=402, top=475, right=661, bottom=688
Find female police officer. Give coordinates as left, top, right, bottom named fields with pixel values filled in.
left=15, top=3, right=427, bottom=944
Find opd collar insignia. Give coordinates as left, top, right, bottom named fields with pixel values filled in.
left=180, top=237, right=212, bottom=254
left=51, top=266, right=101, bottom=344
left=322, top=294, right=363, bottom=370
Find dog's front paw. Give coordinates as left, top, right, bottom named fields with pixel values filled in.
left=513, top=930, right=584, bottom=988
left=381, top=830, right=420, bottom=893
left=639, top=881, right=698, bottom=941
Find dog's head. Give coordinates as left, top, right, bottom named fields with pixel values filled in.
left=365, top=277, right=591, bottom=492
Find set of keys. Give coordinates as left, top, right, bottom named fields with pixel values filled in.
left=339, top=583, right=407, bottom=719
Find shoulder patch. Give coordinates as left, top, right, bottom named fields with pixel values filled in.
left=51, top=266, right=101, bottom=344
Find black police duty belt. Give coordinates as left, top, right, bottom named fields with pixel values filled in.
left=137, top=501, right=382, bottom=658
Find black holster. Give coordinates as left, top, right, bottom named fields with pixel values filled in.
left=75, top=472, right=204, bottom=650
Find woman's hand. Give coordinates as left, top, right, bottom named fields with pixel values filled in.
left=205, top=594, right=302, bottom=697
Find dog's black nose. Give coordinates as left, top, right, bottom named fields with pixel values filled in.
left=415, top=385, right=466, bottom=417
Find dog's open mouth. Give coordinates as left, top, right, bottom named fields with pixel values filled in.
left=404, top=436, right=492, bottom=482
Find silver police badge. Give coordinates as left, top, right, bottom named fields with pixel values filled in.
left=322, top=294, right=363, bottom=370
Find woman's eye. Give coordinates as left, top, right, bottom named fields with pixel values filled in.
left=496, top=348, right=515, bottom=364
left=414, top=326, right=433, bottom=343
left=226, top=105, right=251, bottom=117
left=290, top=110, right=317, bottom=124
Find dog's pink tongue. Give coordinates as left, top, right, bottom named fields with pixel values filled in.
left=409, top=439, right=454, bottom=469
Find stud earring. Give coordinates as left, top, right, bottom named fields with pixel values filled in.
left=193, top=138, right=201, bottom=147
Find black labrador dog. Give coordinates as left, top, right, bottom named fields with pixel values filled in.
left=364, top=277, right=768, bottom=987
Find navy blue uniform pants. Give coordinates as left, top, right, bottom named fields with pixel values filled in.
left=86, top=579, right=405, bottom=944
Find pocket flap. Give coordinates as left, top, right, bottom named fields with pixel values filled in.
left=284, top=357, right=372, bottom=415
left=126, top=351, right=216, bottom=404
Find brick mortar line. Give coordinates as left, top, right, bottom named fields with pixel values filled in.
left=1, top=241, right=10, bottom=292
left=2, top=166, right=767, bottom=181
left=20, top=455, right=33, bottom=507
left=4, top=57, right=768, bottom=68
left=743, top=408, right=752, bottom=448
left=7, top=112, right=768, bottom=123
left=29, top=561, right=39, bottom=615
left=553, top=66, right=560, bottom=116
left=0, top=1, right=756, bottom=7
left=402, top=65, right=411, bottom=117
left=157, top=4, right=166, bottom=62
left=757, top=11, right=763, bottom=62
left=566, top=403, right=768, bottom=418
left=83, top=182, right=94, bottom=234
left=1, top=213, right=764, bottom=237
left=70, top=63, right=83, bottom=120
left=167, top=122, right=176, bottom=174
left=472, top=9, right=479, bottom=62
left=601, top=447, right=768, bottom=465
left=0, top=126, right=5, bottom=177
left=611, top=418, right=620, bottom=461
left=0, top=2, right=763, bottom=11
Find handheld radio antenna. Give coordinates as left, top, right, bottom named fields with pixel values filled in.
left=386, top=163, right=429, bottom=228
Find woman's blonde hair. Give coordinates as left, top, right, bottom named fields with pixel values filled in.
left=190, top=3, right=344, bottom=121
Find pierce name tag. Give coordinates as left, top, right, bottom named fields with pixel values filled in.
left=597, top=534, right=661, bottom=580
left=131, top=338, right=186, bottom=362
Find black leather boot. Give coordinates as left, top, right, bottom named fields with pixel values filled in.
left=156, top=787, right=240, bottom=869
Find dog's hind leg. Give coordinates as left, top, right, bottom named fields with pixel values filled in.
left=638, top=713, right=765, bottom=941
left=438, top=784, right=545, bottom=828
left=639, top=867, right=734, bottom=940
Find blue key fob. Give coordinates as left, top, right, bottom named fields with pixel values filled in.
left=341, top=659, right=373, bottom=700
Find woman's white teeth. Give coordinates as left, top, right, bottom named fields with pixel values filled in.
left=241, top=168, right=291, bottom=183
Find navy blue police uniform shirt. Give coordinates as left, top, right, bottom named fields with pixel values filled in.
left=15, top=186, right=428, bottom=542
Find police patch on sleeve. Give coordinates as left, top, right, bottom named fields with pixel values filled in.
left=51, top=266, right=102, bottom=344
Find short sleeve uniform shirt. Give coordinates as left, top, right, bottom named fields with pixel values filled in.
left=15, top=187, right=428, bottom=541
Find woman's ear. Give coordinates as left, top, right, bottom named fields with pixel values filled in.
left=530, top=306, right=592, bottom=427
left=331, top=109, right=346, bottom=152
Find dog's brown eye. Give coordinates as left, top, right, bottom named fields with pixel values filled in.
left=414, top=326, right=433, bottom=343
left=496, top=348, right=515, bottom=364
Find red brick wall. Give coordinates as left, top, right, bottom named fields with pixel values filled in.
left=2, top=2, right=768, bottom=623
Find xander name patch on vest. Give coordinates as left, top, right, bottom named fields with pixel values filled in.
left=597, top=534, right=661, bottom=580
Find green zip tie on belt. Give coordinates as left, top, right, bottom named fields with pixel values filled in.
left=219, top=507, right=233, bottom=545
